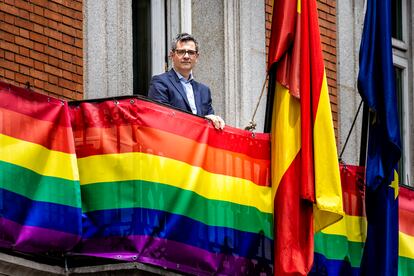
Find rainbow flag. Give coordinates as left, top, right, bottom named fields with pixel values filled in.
left=399, top=186, right=414, bottom=275
left=69, top=98, right=273, bottom=275
left=311, top=165, right=366, bottom=275
left=0, top=82, right=82, bottom=252
left=311, top=166, right=414, bottom=276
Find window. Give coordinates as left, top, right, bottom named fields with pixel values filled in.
left=132, top=1, right=191, bottom=96
left=391, top=0, right=412, bottom=186
left=132, top=0, right=152, bottom=96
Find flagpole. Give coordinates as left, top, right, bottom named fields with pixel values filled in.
left=359, top=103, right=369, bottom=167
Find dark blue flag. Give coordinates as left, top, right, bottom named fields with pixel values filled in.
left=358, top=0, right=402, bottom=275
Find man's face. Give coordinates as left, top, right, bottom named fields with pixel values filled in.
left=171, top=40, right=198, bottom=76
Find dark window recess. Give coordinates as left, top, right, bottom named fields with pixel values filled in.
left=391, top=0, right=403, bottom=41
left=394, top=66, right=405, bottom=185
left=132, top=0, right=152, bottom=96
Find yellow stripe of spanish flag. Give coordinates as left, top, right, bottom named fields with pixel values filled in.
left=313, top=72, right=344, bottom=231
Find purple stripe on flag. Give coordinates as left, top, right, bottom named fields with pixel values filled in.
left=0, top=217, right=81, bottom=252
left=77, top=235, right=272, bottom=275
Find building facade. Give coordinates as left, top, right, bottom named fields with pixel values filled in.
left=0, top=0, right=413, bottom=274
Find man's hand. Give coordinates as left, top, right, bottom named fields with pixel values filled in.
left=205, top=114, right=225, bottom=130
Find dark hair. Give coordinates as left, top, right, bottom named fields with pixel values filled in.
left=171, top=33, right=199, bottom=53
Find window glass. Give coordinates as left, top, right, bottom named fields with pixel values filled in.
left=132, top=0, right=152, bottom=95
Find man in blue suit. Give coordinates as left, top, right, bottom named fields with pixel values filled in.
left=148, top=33, right=225, bottom=129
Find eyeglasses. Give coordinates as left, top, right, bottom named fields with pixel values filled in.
left=174, top=49, right=198, bottom=57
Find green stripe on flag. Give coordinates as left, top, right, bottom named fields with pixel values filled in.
left=81, top=180, right=273, bottom=239
left=314, top=231, right=364, bottom=268
left=0, top=160, right=80, bottom=208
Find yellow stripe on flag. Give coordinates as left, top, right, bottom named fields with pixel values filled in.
left=77, top=152, right=273, bottom=214
left=271, top=82, right=301, bottom=199
left=0, top=133, right=79, bottom=181
left=320, top=214, right=367, bottom=243
left=399, top=231, right=414, bottom=259
left=313, top=72, right=344, bottom=231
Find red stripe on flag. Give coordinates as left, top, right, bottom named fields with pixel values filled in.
left=274, top=153, right=313, bottom=275
left=399, top=186, right=414, bottom=236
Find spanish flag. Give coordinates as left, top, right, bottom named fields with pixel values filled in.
left=266, top=0, right=344, bottom=274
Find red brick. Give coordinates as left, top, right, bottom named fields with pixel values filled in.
left=44, top=82, right=61, bottom=94
left=15, top=36, right=34, bottom=48
left=44, top=9, right=62, bottom=22
left=19, top=28, right=30, bottom=38
left=1, top=31, right=15, bottom=42
left=47, top=19, right=58, bottom=29
left=18, top=8, right=30, bottom=18
left=20, top=64, right=30, bottom=75
left=44, top=28, right=62, bottom=40
left=75, top=65, right=82, bottom=75
left=59, top=78, right=76, bottom=90
left=30, top=49, right=48, bottom=62
left=33, top=5, right=44, bottom=16
left=1, top=22, right=19, bottom=35
left=15, top=17, right=34, bottom=31
left=3, top=13, right=15, bottom=24
left=1, top=40, right=19, bottom=53
left=62, top=33, right=75, bottom=45
left=34, top=60, right=44, bottom=70
left=75, top=83, right=82, bottom=93
left=29, top=32, right=48, bottom=43
left=44, top=64, right=62, bottom=77
left=30, top=13, right=48, bottom=26
left=72, top=55, right=82, bottom=66
left=75, top=29, right=82, bottom=39
left=46, top=1, right=60, bottom=13
left=15, top=0, right=34, bottom=12
left=62, top=70, right=72, bottom=80
left=33, top=42, right=44, bottom=52
left=33, top=78, right=44, bottom=89
left=72, top=73, right=82, bottom=83
left=30, top=0, right=48, bottom=7
left=62, top=51, right=73, bottom=62
left=15, top=72, right=30, bottom=84
left=44, top=45, right=63, bottom=59
left=48, top=37, right=60, bottom=49
left=48, top=56, right=59, bottom=67
left=30, top=68, right=48, bottom=81
left=72, top=19, right=82, bottom=30
left=0, top=3, right=19, bottom=15
left=58, top=23, right=77, bottom=37
left=33, top=23, right=44, bottom=34
left=4, top=51, right=14, bottom=61
left=15, top=54, right=34, bottom=67
left=61, top=43, right=76, bottom=55
left=74, top=38, right=82, bottom=48
left=67, top=1, right=82, bottom=11
left=59, top=60, right=76, bottom=73
left=4, top=69, right=15, bottom=80
left=48, top=74, right=58, bottom=84
left=61, top=15, right=74, bottom=26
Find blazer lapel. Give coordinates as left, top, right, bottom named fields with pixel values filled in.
left=167, top=70, right=191, bottom=109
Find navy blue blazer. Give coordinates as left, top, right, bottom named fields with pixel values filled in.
left=148, top=69, right=214, bottom=116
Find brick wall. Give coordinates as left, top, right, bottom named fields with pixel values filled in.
left=0, top=0, right=83, bottom=100
left=264, top=0, right=338, bottom=134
